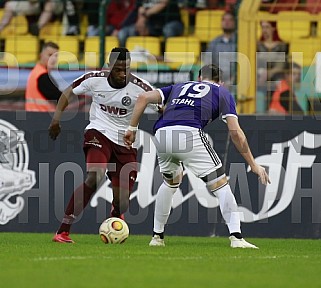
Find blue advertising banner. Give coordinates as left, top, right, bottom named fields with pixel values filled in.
left=0, top=111, right=320, bottom=238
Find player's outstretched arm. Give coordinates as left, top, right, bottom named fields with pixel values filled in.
left=48, top=86, right=74, bottom=140
left=123, top=90, right=162, bottom=147
left=226, top=116, right=271, bottom=185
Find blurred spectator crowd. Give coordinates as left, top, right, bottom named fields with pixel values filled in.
left=0, top=0, right=320, bottom=114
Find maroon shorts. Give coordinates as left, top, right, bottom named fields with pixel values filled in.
left=83, top=129, right=137, bottom=190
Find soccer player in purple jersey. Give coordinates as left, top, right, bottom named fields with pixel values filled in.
left=124, top=64, right=270, bottom=248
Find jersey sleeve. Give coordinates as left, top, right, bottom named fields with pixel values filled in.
left=72, top=72, right=93, bottom=95
left=157, top=85, right=173, bottom=105
left=140, top=77, right=155, bottom=91
left=218, top=87, right=238, bottom=121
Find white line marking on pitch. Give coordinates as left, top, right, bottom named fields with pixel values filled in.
left=32, top=256, right=112, bottom=261
left=31, top=255, right=204, bottom=262
left=230, top=255, right=311, bottom=259
left=31, top=255, right=312, bottom=262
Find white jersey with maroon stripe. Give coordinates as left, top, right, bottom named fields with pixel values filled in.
left=72, top=70, right=153, bottom=146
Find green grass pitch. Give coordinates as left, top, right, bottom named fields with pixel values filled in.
left=0, top=233, right=320, bottom=288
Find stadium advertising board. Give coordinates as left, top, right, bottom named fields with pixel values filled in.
left=0, top=112, right=320, bottom=238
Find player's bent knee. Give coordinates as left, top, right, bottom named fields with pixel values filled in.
left=201, top=166, right=228, bottom=192
left=208, top=177, right=228, bottom=193
left=163, top=179, right=180, bottom=189
left=85, top=169, right=105, bottom=189
left=162, top=169, right=183, bottom=188
left=162, top=172, right=182, bottom=189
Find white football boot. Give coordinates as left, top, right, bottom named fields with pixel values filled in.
left=149, top=235, right=165, bottom=247
left=229, top=236, right=259, bottom=249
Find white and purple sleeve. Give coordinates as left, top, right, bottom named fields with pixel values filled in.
left=219, top=87, right=238, bottom=122
left=157, top=85, right=173, bottom=105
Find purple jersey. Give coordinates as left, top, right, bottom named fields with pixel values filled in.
left=154, top=81, right=237, bottom=133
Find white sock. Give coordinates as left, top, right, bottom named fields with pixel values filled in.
left=213, top=184, right=241, bottom=234
left=154, top=183, right=177, bottom=233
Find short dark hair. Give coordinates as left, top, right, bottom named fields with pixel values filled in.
left=109, top=47, right=130, bottom=64
left=42, top=41, right=59, bottom=51
left=199, top=64, right=223, bottom=83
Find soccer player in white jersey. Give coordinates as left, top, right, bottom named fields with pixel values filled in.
left=124, top=64, right=271, bottom=248
left=49, top=47, right=154, bottom=243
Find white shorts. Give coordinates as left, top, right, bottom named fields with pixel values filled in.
left=154, top=125, right=224, bottom=181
